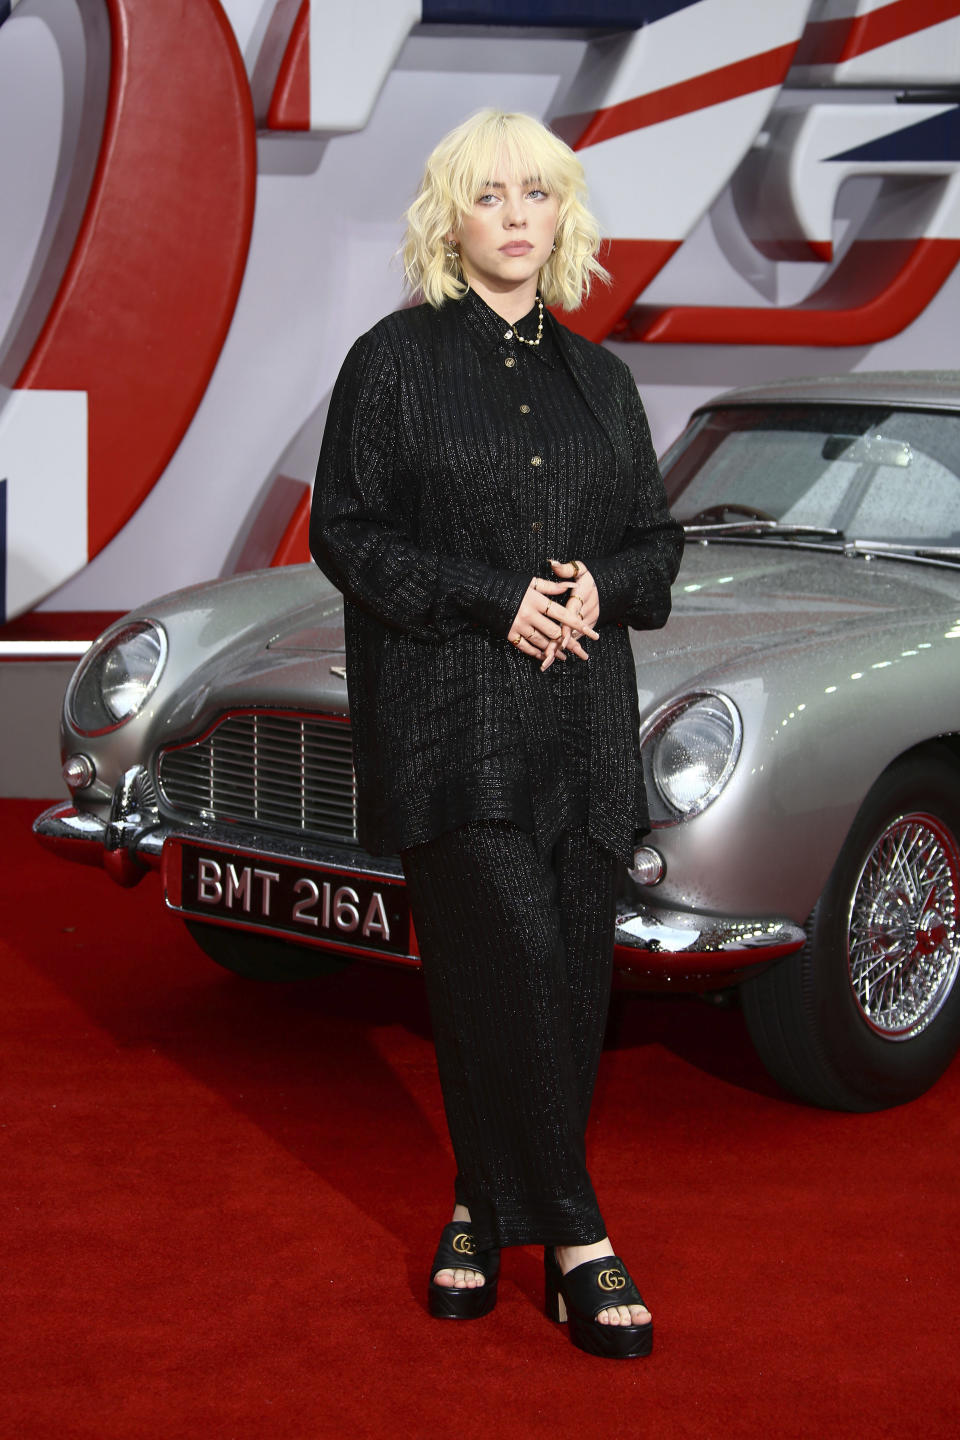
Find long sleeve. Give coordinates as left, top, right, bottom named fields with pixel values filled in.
left=588, top=363, right=685, bottom=630
left=310, top=329, right=530, bottom=643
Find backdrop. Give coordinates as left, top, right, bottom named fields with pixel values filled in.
left=1, top=0, right=958, bottom=623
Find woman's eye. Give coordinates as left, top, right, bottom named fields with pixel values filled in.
left=528, top=189, right=548, bottom=200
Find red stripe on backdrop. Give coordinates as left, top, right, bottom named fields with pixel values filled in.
left=565, top=42, right=799, bottom=150
left=270, top=487, right=312, bottom=566
left=268, top=0, right=310, bottom=131
left=232, top=475, right=310, bottom=573
left=0, top=610, right=123, bottom=642
left=555, top=238, right=681, bottom=342
left=626, top=236, right=960, bottom=346
left=795, top=0, right=960, bottom=67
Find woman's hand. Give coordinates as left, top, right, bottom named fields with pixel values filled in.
left=507, top=575, right=599, bottom=665
left=538, top=559, right=599, bottom=670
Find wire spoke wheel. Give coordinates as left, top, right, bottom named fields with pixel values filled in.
left=741, top=753, right=960, bottom=1110
left=848, top=813, right=960, bottom=1038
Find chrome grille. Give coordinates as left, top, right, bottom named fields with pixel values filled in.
left=157, top=712, right=357, bottom=842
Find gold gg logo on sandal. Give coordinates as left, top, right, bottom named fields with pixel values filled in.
left=452, top=1232, right=477, bottom=1254
left=598, top=1269, right=626, bottom=1291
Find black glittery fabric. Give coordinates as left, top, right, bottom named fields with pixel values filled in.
left=475, top=298, right=598, bottom=824
left=400, top=819, right=620, bottom=1251
left=310, top=287, right=684, bottom=867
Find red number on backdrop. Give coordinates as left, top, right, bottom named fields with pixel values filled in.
left=13, top=0, right=256, bottom=560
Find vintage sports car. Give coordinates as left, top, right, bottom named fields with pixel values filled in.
left=35, top=371, right=960, bottom=1113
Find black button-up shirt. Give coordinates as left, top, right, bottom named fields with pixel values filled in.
left=465, top=290, right=615, bottom=826
left=310, top=288, right=684, bottom=865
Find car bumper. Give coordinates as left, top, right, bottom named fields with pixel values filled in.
left=33, top=798, right=805, bottom=989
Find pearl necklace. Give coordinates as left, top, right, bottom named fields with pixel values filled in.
left=508, top=295, right=544, bottom=348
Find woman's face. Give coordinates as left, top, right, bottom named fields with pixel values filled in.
left=449, top=171, right=559, bottom=300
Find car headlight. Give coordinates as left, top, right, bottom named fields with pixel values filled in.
left=641, top=692, right=742, bottom=821
left=67, top=620, right=167, bottom=735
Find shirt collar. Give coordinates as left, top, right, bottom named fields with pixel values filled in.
left=457, top=286, right=562, bottom=369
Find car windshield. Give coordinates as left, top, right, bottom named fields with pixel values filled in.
left=662, top=403, right=960, bottom=549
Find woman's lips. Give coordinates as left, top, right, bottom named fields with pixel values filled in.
left=500, top=242, right=533, bottom=255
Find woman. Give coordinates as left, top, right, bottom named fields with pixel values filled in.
left=310, top=109, right=684, bottom=1360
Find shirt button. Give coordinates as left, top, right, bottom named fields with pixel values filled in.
left=529, top=455, right=542, bottom=467
left=531, top=521, right=542, bottom=532
left=504, top=357, right=516, bottom=368
left=519, top=405, right=530, bottom=414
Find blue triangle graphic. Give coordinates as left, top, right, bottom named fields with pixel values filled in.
left=420, top=0, right=701, bottom=25
left=827, top=107, right=960, bottom=164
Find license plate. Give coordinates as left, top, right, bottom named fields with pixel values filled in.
left=164, top=840, right=412, bottom=959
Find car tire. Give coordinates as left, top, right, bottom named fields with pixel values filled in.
left=741, top=751, right=960, bottom=1111
left=184, top=920, right=352, bottom=981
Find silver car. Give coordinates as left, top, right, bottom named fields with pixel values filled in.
left=35, top=370, right=960, bottom=1112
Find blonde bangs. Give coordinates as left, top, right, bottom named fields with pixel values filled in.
left=444, top=113, right=571, bottom=220
left=402, top=109, right=610, bottom=311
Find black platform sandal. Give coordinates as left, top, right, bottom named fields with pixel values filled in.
left=428, top=1221, right=500, bottom=1319
left=544, top=1248, right=653, bottom=1359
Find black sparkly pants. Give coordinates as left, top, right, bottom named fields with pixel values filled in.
left=399, top=820, right=621, bottom=1252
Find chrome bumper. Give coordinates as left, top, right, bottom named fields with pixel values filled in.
left=34, top=791, right=806, bottom=983
left=33, top=789, right=167, bottom=888
left=612, top=900, right=805, bottom=987
left=32, top=797, right=405, bottom=887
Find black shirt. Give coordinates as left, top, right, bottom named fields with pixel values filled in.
left=310, top=288, right=684, bottom=865
left=465, top=289, right=607, bottom=829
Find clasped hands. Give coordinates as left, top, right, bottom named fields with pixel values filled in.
left=507, top=558, right=600, bottom=672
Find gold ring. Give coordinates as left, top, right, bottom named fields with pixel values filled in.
left=571, top=559, right=582, bottom=579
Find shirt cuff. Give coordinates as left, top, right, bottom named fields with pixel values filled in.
left=587, top=554, right=629, bottom=625
left=460, top=565, right=531, bottom=637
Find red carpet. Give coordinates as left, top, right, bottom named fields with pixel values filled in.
left=2, top=797, right=959, bottom=1439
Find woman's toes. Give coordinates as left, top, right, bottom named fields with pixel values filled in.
left=435, top=1265, right=488, bottom=1289
left=454, top=1267, right=484, bottom=1288
left=632, top=1305, right=651, bottom=1325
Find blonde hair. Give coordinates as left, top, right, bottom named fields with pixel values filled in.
left=401, top=109, right=609, bottom=311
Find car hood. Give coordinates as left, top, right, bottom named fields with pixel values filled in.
left=148, top=547, right=957, bottom=732
left=244, top=545, right=955, bottom=663
left=633, top=540, right=959, bottom=697
left=244, top=544, right=946, bottom=658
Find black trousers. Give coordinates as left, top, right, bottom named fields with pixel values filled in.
left=400, top=819, right=621, bottom=1252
